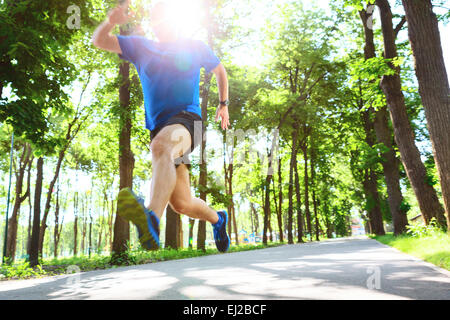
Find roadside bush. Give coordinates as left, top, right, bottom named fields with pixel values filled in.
left=406, top=218, right=443, bottom=238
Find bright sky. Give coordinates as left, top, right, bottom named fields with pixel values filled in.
left=228, top=0, right=450, bottom=77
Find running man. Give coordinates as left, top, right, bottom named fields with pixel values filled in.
left=92, top=1, right=230, bottom=252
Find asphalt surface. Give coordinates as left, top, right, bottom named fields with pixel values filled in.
left=0, top=236, right=449, bottom=300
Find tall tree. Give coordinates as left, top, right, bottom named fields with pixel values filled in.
left=73, top=188, right=79, bottom=256
left=53, top=179, right=64, bottom=258
left=196, top=58, right=211, bottom=251
left=111, top=23, right=134, bottom=261
left=25, top=155, right=34, bottom=255
left=165, top=205, right=181, bottom=249
left=359, top=6, right=408, bottom=235
left=5, top=142, right=31, bottom=262
left=401, top=0, right=450, bottom=231
left=300, top=133, right=312, bottom=239
left=38, top=111, right=88, bottom=256
left=276, top=156, right=284, bottom=243
left=287, top=128, right=298, bottom=244
left=29, top=157, right=44, bottom=267
left=375, top=0, right=446, bottom=227
left=310, top=142, right=322, bottom=240
left=197, top=0, right=219, bottom=251
left=294, top=153, right=304, bottom=243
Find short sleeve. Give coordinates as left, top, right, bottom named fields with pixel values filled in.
left=197, top=41, right=220, bottom=73
left=117, top=35, right=142, bottom=64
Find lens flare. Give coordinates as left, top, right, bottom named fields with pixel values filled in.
left=161, top=0, right=205, bottom=38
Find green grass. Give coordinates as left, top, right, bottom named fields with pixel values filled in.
left=371, top=232, right=450, bottom=271
left=0, top=242, right=284, bottom=281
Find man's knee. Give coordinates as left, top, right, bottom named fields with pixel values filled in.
left=170, top=198, right=192, bottom=215
left=150, top=137, right=171, bottom=159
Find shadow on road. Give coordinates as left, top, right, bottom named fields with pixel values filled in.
left=0, top=237, right=449, bottom=300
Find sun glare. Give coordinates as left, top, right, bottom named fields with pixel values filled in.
left=147, top=0, right=205, bottom=38
left=169, top=0, right=205, bottom=38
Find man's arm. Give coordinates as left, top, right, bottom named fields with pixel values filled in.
left=212, top=63, right=230, bottom=130
left=92, top=0, right=132, bottom=54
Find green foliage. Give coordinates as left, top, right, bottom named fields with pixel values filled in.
left=406, top=218, right=443, bottom=238
left=0, top=262, right=47, bottom=280
left=0, top=0, right=89, bottom=149
left=399, top=199, right=411, bottom=214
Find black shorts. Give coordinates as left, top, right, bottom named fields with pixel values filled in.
left=150, top=110, right=203, bottom=168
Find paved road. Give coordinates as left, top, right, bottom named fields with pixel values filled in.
left=0, top=237, right=449, bottom=300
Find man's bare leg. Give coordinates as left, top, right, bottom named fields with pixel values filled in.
left=169, top=164, right=219, bottom=224
left=147, top=124, right=192, bottom=220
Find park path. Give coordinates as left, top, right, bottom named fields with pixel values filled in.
left=0, top=236, right=449, bottom=300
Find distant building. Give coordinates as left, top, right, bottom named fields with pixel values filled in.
left=351, top=217, right=365, bottom=236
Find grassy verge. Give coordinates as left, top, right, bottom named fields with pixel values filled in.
left=0, top=242, right=284, bottom=281
left=370, top=232, right=449, bottom=271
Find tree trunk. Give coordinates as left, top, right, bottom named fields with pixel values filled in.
left=29, top=157, right=43, bottom=267
left=88, top=212, right=93, bottom=257
left=112, top=26, right=134, bottom=261
left=223, top=133, right=233, bottom=241
left=376, top=0, right=446, bottom=227
left=301, top=138, right=312, bottom=240
left=178, top=214, right=183, bottom=248
left=310, top=148, right=321, bottom=241
left=81, top=196, right=87, bottom=255
left=323, top=201, right=333, bottom=238
left=362, top=167, right=385, bottom=235
left=360, top=7, right=408, bottom=235
left=287, top=129, right=298, bottom=244
left=228, top=146, right=239, bottom=245
left=401, top=0, right=450, bottom=231
left=97, top=215, right=104, bottom=254
left=196, top=69, right=210, bottom=251
left=73, top=191, right=78, bottom=256
left=165, top=205, right=179, bottom=249
left=109, top=198, right=115, bottom=252
left=38, top=115, right=84, bottom=256
left=374, top=106, right=408, bottom=234
left=250, top=202, right=258, bottom=234
left=38, top=150, right=63, bottom=256
left=26, top=157, right=33, bottom=256
left=188, top=218, right=195, bottom=249
left=268, top=212, right=273, bottom=242
left=277, top=156, right=284, bottom=242
left=294, top=152, right=304, bottom=243
left=6, top=143, right=31, bottom=262
left=263, top=147, right=273, bottom=245
left=196, top=0, right=217, bottom=251
left=53, top=181, right=60, bottom=258
left=360, top=108, right=385, bottom=236
left=223, top=136, right=238, bottom=245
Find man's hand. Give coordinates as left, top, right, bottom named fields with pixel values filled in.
left=215, top=105, right=230, bottom=130
left=92, top=0, right=133, bottom=53
left=108, top=0, right=133, bottom=25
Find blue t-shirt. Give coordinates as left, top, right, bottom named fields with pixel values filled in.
left=117, top=35, right=221, bottom=131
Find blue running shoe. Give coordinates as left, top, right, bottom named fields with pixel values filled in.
left=213, top=211, right=230, bottom=253
left=117, top=188, right=160, bottom=250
